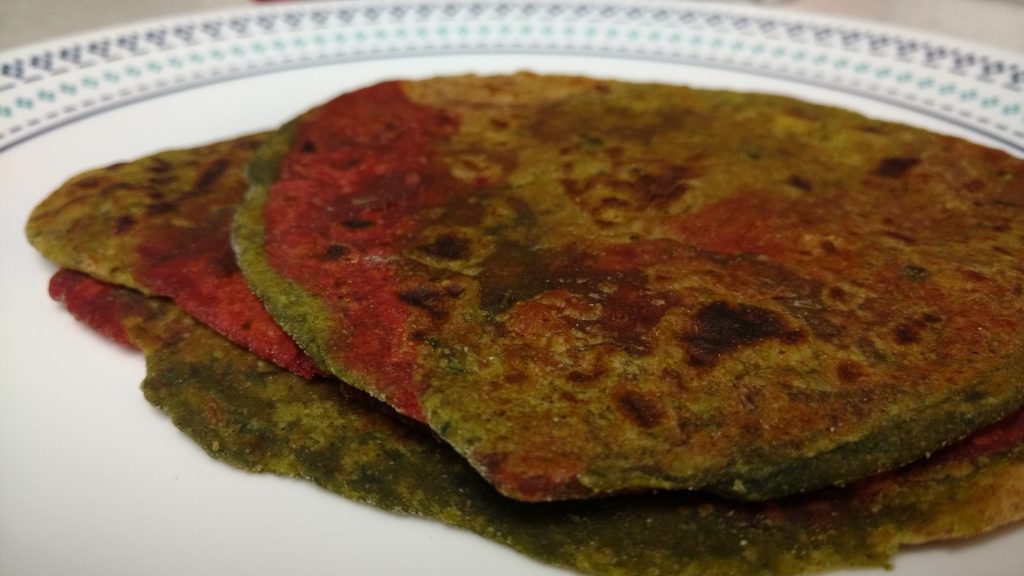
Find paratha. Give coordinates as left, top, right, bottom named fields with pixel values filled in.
left=234, top=73, right=1024, bottom=501
left=49, top=267, right=1024, bottom=576
left=25, top=135, right=320, bottom=378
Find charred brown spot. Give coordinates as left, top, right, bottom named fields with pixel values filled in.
left=560, top=390, right=581, bottom=404
left=399, top=285, right=442, bottom=303
left=567, top=370, right=601, bottom=383
left=875, top=157, right=920, bottom=178
left=398, top=285, right=448, bottom=319
left=634, top=166, right=691, bottom=207
left=820, top=239, right=837, bottom=253
left=837, top=361, right=866, bottom=383
left=147, top=202, right=176, bottom=215
left=784, top=105, right=824, bottom=121
left=600, top=196, right=630, bottom=208
left=149, top=174, right=177, bottom=187
left=504, top=371, right=527, bottom=384
left=858, top=123, right=888, bottom=134
left=113, top=215, right=136, bottom=234
left=418, top=234, right=471, bottom=260
left=828, top=286, right=847, bottom=300
left=75, top=177, right=102, bottom=188
left=856, top=337, right=888, bottom=364
left=903, top=264, right=929, bottom=282
left=894, top=323, right=921, bottom=344
left=194, top=158, right=230, bottom=192
left=787, top=175, right=813, bottom=191
left=685, top=301, right=805, bottom=368
left=341, top=218, right=374, bottom=229
left=478, top=241, right=542, bottom=314
left=718, top=255, right=840, bottom=342
left=239, top=138, right=264, bottom=151
left=661, top=368, right=686, bottom=391
left=300, top=141, right=317, bottom=153
left=598, top=284, right=679, bottom=355
left=322, top=244, right=350, bottom=260
left=148, top=157, right=173, bottom=173
left=101, top=183, right=136, bottom=195
left=210, top=245, right=239, bottom=278
left=475, top=452, right=508, bottom=475
left=961, top=269, right=989, bottom=282
left=921, top=312, right=942, bottom=324
left=965, top=178, right=985, bottom=193
left=884, top=230, right=917, bottom=244
left=614, top=390, right=663, bottom=428
left=675, top=415, right=695, bottom=441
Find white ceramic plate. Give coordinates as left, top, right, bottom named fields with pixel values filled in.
left=1, top=2, right=1022, bottom=575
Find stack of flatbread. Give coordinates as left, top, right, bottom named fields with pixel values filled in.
left=26, top=74, right=1024, bottom=576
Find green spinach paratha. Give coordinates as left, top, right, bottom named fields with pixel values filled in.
left=49, top=267, right=1024, bottom=576
left=26, top=135, right=320, bottom=378
left=234, top=74, right=1024, bottom=501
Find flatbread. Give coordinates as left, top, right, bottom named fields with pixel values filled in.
left=26, top=135, right=320, bottom=378
left=234, top=74, right=1024, bottom=501
left=49, top=267, right=1024, bottom=576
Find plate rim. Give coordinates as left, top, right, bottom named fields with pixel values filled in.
left=0, top=0, right=1021, bottom=154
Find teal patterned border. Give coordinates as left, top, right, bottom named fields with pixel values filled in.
left=0, top=0, right=1022, bottom=152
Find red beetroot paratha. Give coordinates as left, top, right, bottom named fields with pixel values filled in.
left=234, top=74, right=1024, bottom=501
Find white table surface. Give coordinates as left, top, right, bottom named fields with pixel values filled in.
left=1, top=0, right=1023, bottom=53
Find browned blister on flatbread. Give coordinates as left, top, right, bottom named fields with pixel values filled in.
left=235, top=73, right=1024, bottom=501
